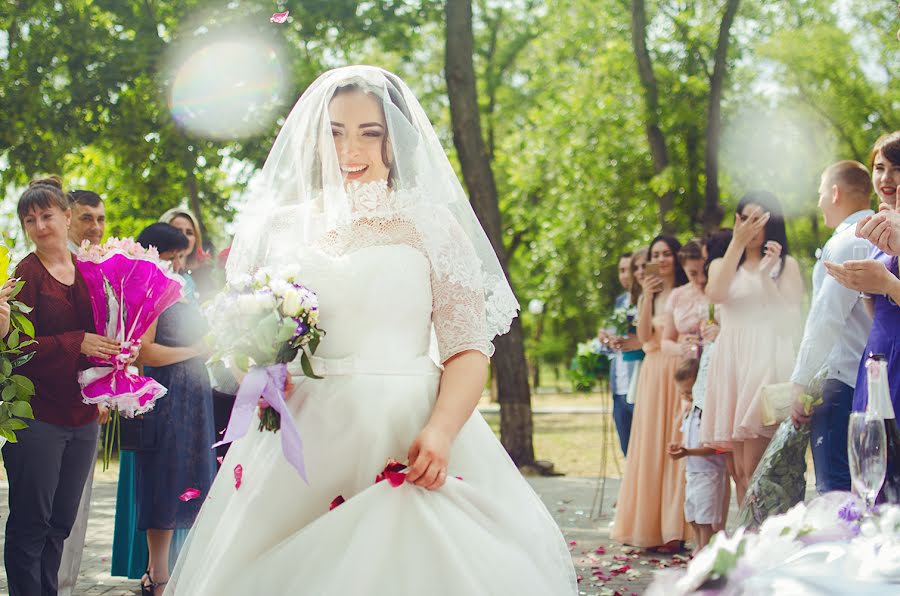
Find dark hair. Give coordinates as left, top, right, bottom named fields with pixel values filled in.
left=678, top=240, right=703, bottom=265
left=17, top=176, right=69, bottom=222
left=67, top=189, right=103, bottom=208
left=674, top=358, right=700, bottom=383
left=869, top=131, right=900, bottom=168
left=735, top=191, right=789, bottom=273
left=704, top=228, right=733, bottom=276
left=619, top=252, right=633, bottom=261
left=648, top=234, right=688, bottom=287
left=136, top=223, right=190, bottom=255
left=330, top=79, right=414, bottom=188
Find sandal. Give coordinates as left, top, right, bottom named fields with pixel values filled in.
left=141, top=571, right=169, bottom=596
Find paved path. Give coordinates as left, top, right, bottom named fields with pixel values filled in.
left=0, top=473, right=691, bottom=595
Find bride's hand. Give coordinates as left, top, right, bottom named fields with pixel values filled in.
left=406, top=424, right=453, bottom=491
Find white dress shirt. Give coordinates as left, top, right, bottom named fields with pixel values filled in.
left=791, top=210, right=875, bottom=388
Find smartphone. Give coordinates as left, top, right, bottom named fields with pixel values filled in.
left=644, top=262, right=660, bottom=277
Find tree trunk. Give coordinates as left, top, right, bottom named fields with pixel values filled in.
left=445, top=0, right=535, bottom=466
left=703, top=0, right=741, bottom=232
left=631, top=0, right=675, bottom=233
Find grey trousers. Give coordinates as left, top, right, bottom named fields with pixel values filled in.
left=3, top=419, right=98, bottom=596
left=57, top=427, right=99, bottom=596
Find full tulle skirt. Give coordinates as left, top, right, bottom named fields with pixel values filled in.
left=611, top=351, right=688, bottom=547
left=165, top=365, right=576, bottom=595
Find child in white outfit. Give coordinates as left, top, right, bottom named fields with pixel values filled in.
left=668, top=358, right=727, bottom=553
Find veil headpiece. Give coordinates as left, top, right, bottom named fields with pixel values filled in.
left=227, top=65, right=518, bottom=357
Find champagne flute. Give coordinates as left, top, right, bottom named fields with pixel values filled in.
left=847, top=412, right=887, bottom=511
left=852, top=244, right=870, bottom=299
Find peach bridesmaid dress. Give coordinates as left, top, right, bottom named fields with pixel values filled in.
left=612, top=287, right=702, bottom=548
left=700, top=266, right=800, bottom=448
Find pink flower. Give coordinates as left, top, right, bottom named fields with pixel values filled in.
left=234, top=464, right=243, bottom=489
left=329, top=495, right=345, bottom=510
left=375, top=459, right=408, bottom=487
left=270, top=10, right=289, bottom=23
left=179, top=488, right=201, bottom=502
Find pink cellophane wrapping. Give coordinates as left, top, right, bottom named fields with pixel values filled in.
left=76, top=246, right=185, bottom=417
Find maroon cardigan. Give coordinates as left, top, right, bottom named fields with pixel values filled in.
left=15, top=253, right=98, bottom=427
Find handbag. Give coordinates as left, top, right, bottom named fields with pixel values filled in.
left=760, top=382, right=794, bottom=426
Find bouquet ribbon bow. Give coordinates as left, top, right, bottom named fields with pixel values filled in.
left=213, top=363, right=307, bottom=482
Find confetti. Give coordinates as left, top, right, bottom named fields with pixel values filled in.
left=270, top=10, right=289, bottom=23
left=178, top=488, right=201, bottom=502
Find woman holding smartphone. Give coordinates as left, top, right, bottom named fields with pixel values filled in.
left=612, top=235, right=689, bottom=551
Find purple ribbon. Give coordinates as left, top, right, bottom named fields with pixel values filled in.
left=212, top=364, right=307, bottom=483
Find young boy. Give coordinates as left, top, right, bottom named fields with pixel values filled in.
left=668, top=358, right=727, bottom=553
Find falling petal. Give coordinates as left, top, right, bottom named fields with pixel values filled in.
left=270, top=10, right=289, bottom=23
left=568, top=540, right=577, bottom=546
left=234, top=464, right=243, bottom=489
left=216, top=456, right=224, bottom=465
left=179, top=488, right=201, bottom=502
left=330, top=495, right=345, bottom=510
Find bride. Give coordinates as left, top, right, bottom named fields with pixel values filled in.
left=163, top=66, right=577, bottom=595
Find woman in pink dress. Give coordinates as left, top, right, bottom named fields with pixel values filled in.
left=701, top=192, right=804, bottom=504
left=660, top=240, right=707, bottom=362
left=612, top=235, right=689, bottom=550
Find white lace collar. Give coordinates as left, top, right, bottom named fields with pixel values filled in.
left=345, top=180, right=415, bottom=215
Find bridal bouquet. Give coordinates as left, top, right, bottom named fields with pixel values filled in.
left=76, top=238, right=185, bottom=467
left=604, top=303, right=637, bottom=337
left=207, top=266, right=324, bottom=481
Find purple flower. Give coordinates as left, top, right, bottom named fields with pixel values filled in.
left=293, top=320, right=308, bottom=338
left=838, top=500, right=862, bottom=524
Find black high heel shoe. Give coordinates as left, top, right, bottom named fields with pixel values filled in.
left=141, top=571, right=169, bottom=596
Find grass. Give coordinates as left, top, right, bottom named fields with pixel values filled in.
left=480, top=389, right=626, bottom=478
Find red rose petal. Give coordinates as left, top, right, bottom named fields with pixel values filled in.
left=234, top=464, right=243, bottom=490
left=178, top=488, right=201, bottom=502
left=329, top=495, right=345, bottom=510
left=376, top=459, right=408, bottom=487
left=595, top=546, right=606, bottom=554
left=216, top=456, right=224, bottom=465
left=568, top=540, right=577, bottom=546
left=270, top=10, right=289, bottom=23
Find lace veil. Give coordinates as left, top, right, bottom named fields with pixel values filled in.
left=226, top=65, right=519, bottom=360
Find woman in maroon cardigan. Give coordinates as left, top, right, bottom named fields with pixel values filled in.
left=3, top=177, right=123, bottom=596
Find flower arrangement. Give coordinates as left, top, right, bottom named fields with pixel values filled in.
left=604, top=304, right=638, bottom=337
left=649, top=493, right=900, bottom=595
left=206, top=265, right=325, bottom=482
left=569, top=338, right=610, bottom=392
left=75, top=237, right=186, bottom=467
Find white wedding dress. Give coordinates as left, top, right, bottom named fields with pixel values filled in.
left=166, top=234, right=577, bottom=594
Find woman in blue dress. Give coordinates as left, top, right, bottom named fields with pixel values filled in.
left=111, top=223, right=216, bottom=595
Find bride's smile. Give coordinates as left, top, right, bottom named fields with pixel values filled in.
left=329, top=87, right=391, bottom=185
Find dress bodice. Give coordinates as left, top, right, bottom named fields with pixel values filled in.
left=296, top=244, right=435, bottom=362
left=721, top=265, right=790, bottom=330
left=667, top=283, right=707, bottom=337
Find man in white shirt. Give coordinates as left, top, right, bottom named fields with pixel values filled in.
left=790, top=161, right=874, bottom=493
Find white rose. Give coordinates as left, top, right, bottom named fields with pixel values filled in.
left=281, top=288, right=303, bottom=317
left=269, top=279, right=290, bottom=297
left=255, top=293, right=276, bottom=313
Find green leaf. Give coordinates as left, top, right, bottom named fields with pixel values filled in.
left=10, top=301, right=33, bottom=314
left=11, top=352, right=36, bottom=368
left=1, top=359, right=11, bottom=377
left=5, top=418, right=28, bottom=431
left=8, top=280, right=25, bottom=301
left=7, top=329, right=19, bottom=349
left=309, top=333, right=321, bottom=354
left=11, top=312, right=34, bottom=339
left=8, top=401, right=33, bottom=419
left=0, top=428, right=17, bottom=443
left=2, top=385, right=16, bottom=402
left=10, top=374, right=34, bottom=396
left=300, top=351, right=323, bottom=379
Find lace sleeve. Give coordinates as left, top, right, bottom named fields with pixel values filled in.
left=428, top=217, right=496, bottom=362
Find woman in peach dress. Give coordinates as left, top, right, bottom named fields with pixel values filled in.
left=612, top=235, right=689, bottom=550
left=701, top=192, right=804, bottom=504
